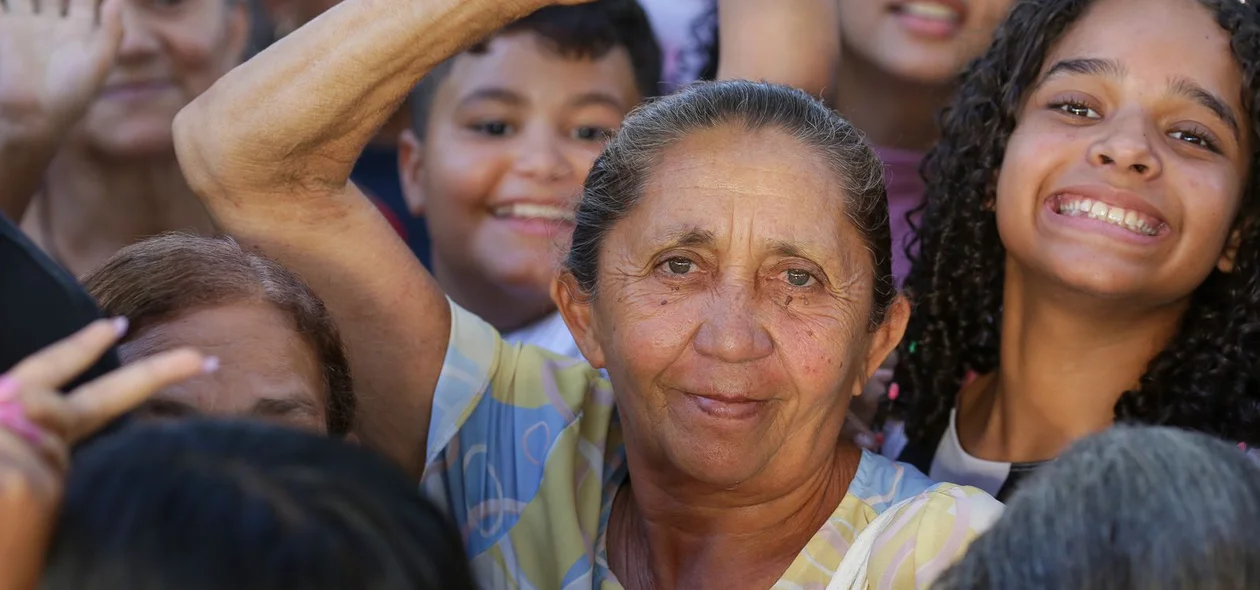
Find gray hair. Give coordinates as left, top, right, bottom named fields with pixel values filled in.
left=564, top=80, right=894, bottom=327
left=933, top=426, right=1260, bottom=590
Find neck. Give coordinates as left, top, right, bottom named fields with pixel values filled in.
left=959, top=261, right=1188, bottom=463
left=24, top=146, right=214, bottom=276
left=833, top=52, right=954, bottom=151
left=430, top=251, right=556, bottom=333
left=610, top=444, right=859, bottom=590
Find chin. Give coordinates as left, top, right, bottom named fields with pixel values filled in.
left=875, top=50, right=969, bottom=85
left=85, top=127, right=177, bottom=159
left=1033, top=258, right=1158, bottom=301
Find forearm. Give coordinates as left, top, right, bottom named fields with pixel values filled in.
left=175, top=0, right=539, bottom=208
left=0, top=134, right=57, bottom=221
left=716, top=0, right=840, bottom=101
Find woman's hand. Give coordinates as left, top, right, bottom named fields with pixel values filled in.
left=0, top=0, right=123, bottom=220
left=0, top=319, right=210, bottom=590
left=0, top=0, right=123, bottom=144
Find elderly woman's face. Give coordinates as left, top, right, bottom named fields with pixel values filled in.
left=561, top=125, right=906, bottom=487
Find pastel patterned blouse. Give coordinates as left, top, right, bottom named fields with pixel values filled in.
left=421, top=302, right=1003, bottom=589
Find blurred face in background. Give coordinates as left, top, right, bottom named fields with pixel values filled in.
left=76, top=0, right=248, bottom=158
left=838, top=0, right=1014, bottom=84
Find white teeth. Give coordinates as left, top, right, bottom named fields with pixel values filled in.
left=1055, top=196, right=1160, bottom=237
left=494, top=203, right=576, bottom=223
left=901, top=1, right=960, bottom=21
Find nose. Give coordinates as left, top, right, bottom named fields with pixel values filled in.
left=117, top=4, right=162, bottom=64
left=511, top=125, right=574, bottom=182
left=1086, top=112, right=1163, bottom=179
left=692, top=282, right=774, bottom=364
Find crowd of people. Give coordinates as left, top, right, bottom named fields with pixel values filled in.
left=1, top=0, right=1258, bottom=588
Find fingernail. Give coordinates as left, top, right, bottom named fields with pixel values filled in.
left=201, top=357, right=220, bottom=374
left=0, top=375, right=17, bottom=402
left=111, top=316, right=129, bottom=337
left=887, top=383, right=900, bottom=401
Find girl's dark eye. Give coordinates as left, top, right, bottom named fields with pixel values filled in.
left=784, top=269, right=817, bottom=288
left=1054, top=102, right=1101, bottom=119
left=1169, top=129, right=1218, bottom=151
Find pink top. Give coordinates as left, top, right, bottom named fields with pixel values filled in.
left=872, top=145, right=926, bottom=287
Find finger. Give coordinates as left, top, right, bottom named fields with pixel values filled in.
left=6, top=318, right=128, bottom=391
left=66, top=348, right=211, bottom=442
left=9, top=0, right=33, bottom=15
left=0, top=423, right=69, bottom=478
left=92, top=0, right=124, bottom=57
left=17, top=385, right=75, bottom=440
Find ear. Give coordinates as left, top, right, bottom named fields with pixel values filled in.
left=398, top=129, right=428, bottom=217
left=552, top=273, right=607, bottom=369
left=1218, top=225, right=1244, bottom=273
left=852, top=296, right=910, bottom=399
left=225, top=1, right=250, bottom=62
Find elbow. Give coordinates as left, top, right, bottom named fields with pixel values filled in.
left=173, top=97, right=231, bottom=206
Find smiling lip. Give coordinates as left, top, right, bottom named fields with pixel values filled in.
left=1042, top=184, right=1171, bottom=245
left=683, top=392, right=767, bottom=421
left=490, top=200, right=577, bottom=237
left=890, top=0, right=968, bottom=39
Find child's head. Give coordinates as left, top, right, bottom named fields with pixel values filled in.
left=895, top=0, right=1260, bottom=446
left=399, top=0, right=661, bottom=331
left=837, top=0, right=1016, bottom=85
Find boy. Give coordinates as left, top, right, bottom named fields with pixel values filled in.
left=397, top=0, right=661, bottom=357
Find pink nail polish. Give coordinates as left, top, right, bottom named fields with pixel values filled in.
left=0, top=376, right=17, bottom=402
left=111, top=317, right=129, bottom=336
left=887, top=383, right=900, bottom=401
left=202, top=357, right=220, bottom=374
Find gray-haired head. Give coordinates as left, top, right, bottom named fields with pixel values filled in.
left=563, top=79, right=894, bottom=328
left=933, top=426, right=1260, bottom=590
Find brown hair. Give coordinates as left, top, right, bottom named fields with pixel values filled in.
left=82, top=233, right=354, bottom=436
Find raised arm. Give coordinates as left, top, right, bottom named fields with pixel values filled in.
left=0, top=0, right=122, bottom=220
left=173, top=0, right=584, bottom=477
left=715, top=0, right=841, bottom=101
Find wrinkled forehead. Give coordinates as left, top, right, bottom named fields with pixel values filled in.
left=614, top=125, right=870, bottom=272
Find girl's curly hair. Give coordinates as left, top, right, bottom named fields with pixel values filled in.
left=890, top=0, right=1260, bottom=449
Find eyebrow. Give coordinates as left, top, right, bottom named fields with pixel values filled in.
left=457, top=87, right=526, bottom=108
left=1169, top=77, right=1241, bottom=139
left=1041, top=57, right=1128, bottom=83
left=568, top=91, right=626, bottom=112
left=651, top=225, right=717, bottom=250
left=252, top=397, right=320, bottom=418
left=141, top=397, right=200, bottom=417
left=1040, top=58, right=1241, bottom=140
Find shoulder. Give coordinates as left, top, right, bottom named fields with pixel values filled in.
left=849, top=449, right=939, bottom=512
left=866, top=484, right=1004, bottom=589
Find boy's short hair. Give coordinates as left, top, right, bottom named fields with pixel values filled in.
left=409, top=0, right=662, bottom=137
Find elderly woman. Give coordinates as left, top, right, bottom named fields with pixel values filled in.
left=173, top=0, right=1001, bottom=587
left=82, top=233, right=354, bottom=436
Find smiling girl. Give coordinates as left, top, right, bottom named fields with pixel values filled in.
left=886, top=0, right=1260, bottom=500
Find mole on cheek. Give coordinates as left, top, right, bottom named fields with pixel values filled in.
left=660, top=299, right=668, bottom=306
left=785, top=295, right=794, bottom=306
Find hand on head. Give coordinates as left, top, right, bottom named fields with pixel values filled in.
left=0, top=318, right=211, bottom=590
left=0, top=0, right=123, bottom=146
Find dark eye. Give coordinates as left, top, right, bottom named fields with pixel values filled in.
left=471, top=121, right=512, bottom=136
left=784, top=269, right=816, bottom=287
left=1169, top=129, right=1218, bottom=151
left=665, top=258, right=694, bottom=275
left=1054, top=102, right=1101, bottom=119
left=573, top=126, right=610, bottom=141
